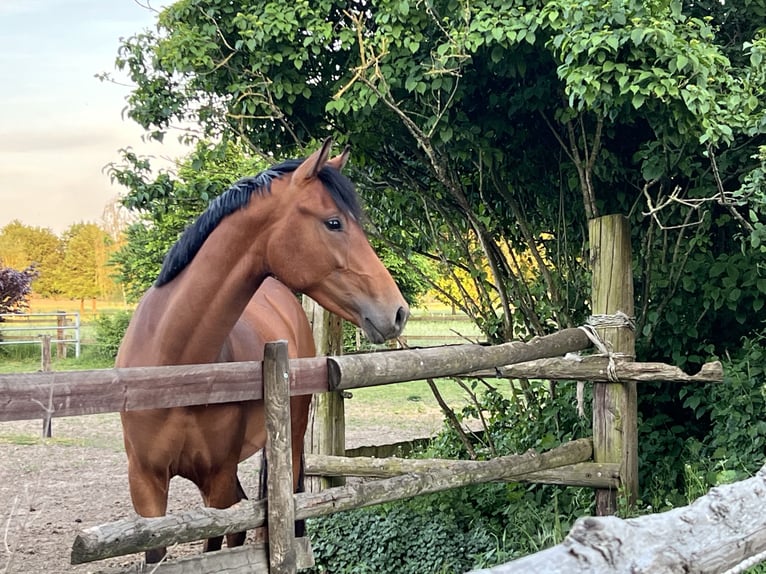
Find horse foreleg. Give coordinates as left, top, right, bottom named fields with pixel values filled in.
left=200, top=467, right=246, bottom=552
left=127, top=464, right=170, bottom=564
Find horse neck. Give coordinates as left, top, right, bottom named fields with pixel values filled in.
left=153, top=208, right=272, bottom=364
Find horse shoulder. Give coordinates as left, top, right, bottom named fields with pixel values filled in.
left=116, top=286, right=171, bottom=367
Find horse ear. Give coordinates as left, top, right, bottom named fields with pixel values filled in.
left=294, top=137, right=333, bottom=181
left=326, top=145, right=351, bottom=172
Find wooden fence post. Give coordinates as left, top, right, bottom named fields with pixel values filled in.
left=40, top=334, right=52, bottom=438
left=589, top=214, right=638, bottom=514
left=56, top=310, right=67, bottom=359
left=264, top=340, right=297, bottom=574
left=302, top=297, right=345, bottom=492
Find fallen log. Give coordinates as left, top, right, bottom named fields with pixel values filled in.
left=469, top=464, right=766, bottom=574
left=72, top=439, right=591, bottom=564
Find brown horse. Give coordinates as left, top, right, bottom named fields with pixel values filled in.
left=117, top=139, right=409, bottom=563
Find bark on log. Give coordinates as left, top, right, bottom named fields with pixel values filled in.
left=72, top=439, right=591, bottom=564
left=86, top=538, right=313, bottom=574
left=472, top=357, right=723, bottom=383
left=304, top=455, right=619, bottom=488
left=328, top=328, right=592, bottom=390
left=469, top=465, right=766, bottom=574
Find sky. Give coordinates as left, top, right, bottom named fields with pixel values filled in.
left=0, top=0, right=188, bottom=234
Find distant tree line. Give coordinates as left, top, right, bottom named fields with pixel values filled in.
left=0, top=219, right=124, bottom=310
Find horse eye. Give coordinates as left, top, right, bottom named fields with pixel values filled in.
left=324, top=218, right=343, bottom=232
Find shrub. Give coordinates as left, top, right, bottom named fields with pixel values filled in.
left=93, top=311, right=133, bottom=360
left=307, top=502, right=497, bottom=574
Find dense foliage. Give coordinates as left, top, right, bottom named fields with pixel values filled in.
left=93, top=310, right=134, bottom=359
left=0, top=265, right=38, bottom=315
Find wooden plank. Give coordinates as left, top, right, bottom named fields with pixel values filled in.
left=0, top=358, right=328, bottom=422
left=473, top=357, right=724, bottom=383
left=263, top=341, right=297, bottom=574
left=589, top=214, right=638, bottom=513
left=72, top=439, right=592, bottom=564
left=87, top=538, right=313, bottom=574
left=327, top=328, right=592, bottom=390
left=468, top=465, right=766, bottom=574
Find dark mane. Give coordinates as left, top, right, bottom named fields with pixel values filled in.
left=155, top=159, right=363, bottom=287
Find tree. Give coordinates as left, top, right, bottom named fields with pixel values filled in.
left=112, top=0, right=766, bottom=500
left=58, top=223, right=116, bottom=311
left=0, top=265, right=38, bottom=315
left=0, top=221, right=63, bottom=297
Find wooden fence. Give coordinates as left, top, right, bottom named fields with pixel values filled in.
left=1, top=214, right=756, bottom=573
left=0, top=330, right=726, bottom=573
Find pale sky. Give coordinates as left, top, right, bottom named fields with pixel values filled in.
left=0, top=0, right=188, bottom=234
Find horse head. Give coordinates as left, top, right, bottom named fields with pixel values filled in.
left=263, top=138, right=409, bottom=343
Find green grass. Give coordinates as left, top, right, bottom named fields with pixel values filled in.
left=345, top=378, right=477, bottom=427
left=401, top=314, right=483, bottom=346
left=0, top=433, right=87, bottom=447
left=0, top=345, right=112, bottom=373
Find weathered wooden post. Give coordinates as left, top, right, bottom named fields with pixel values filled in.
left=40, top=334, right=52, bottom=438
left=56, top=310, right=67, bottom=359
left=264, top=340, right=297, bottom=574
left=302, top=297, right=345, bottom=491
left=589, top=214, right=638, bottom=514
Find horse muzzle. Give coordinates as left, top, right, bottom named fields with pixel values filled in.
left=361, top=304, right=409, bottom=344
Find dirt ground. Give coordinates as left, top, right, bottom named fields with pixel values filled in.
left=0, top=409, right=446, bottom=574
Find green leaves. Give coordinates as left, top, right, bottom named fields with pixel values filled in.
left=110, top=140, right=269, bottom=300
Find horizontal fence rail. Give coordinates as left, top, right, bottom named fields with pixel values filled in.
left=328, top=328, right=592, bottom=390
left=0, top=335, right=724, bottom=425
left=0, top=329, right=594, bottom=422
left=0, top=358, right=328, bottom=422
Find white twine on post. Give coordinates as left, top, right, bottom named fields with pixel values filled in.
left=588, top=310, right=636, bottom=331
left=574, top=311, right=635, bottom=417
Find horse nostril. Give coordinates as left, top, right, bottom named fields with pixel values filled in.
left=395, top=306, right=409, bottom=332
